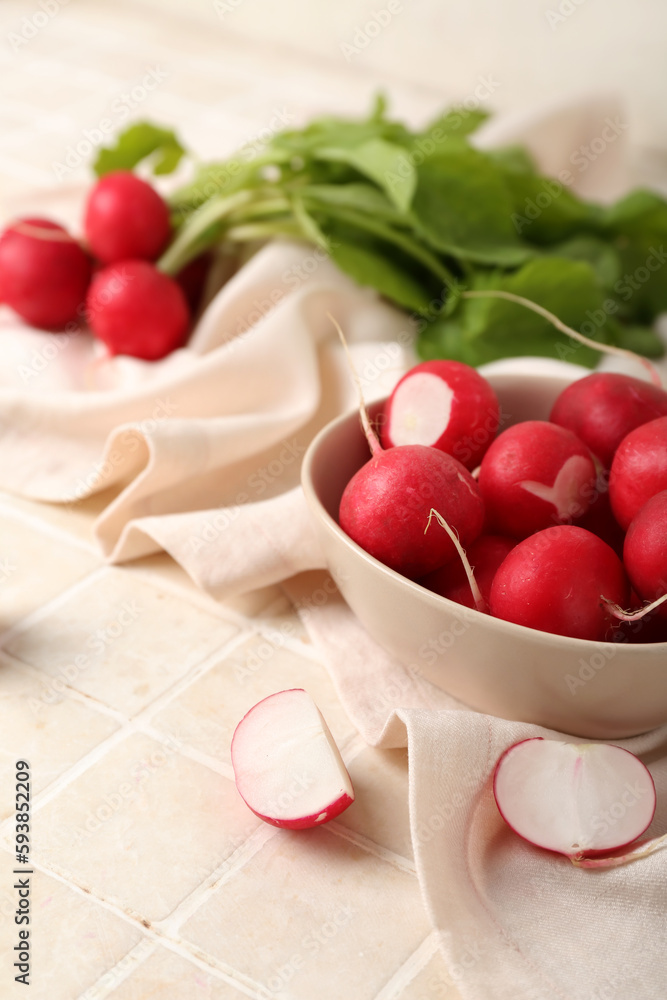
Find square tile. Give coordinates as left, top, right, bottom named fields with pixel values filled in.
left=337, top=747, right=412, bottom=860
left=0, top=514, right=99, bottom=633
left=0, top=655, right=118, bottom=821
left=150, top=635, right=357, bottom=766
left=181, top=828, right=430, bottom=1000
left=0, top=848, right=143, bottom=1000
left=33, top=733, right=259, bottom=922
left=395, top=949, right=464, bottom=1000
left=6, top=568, right=239, bottom=715
left=0, top=486, right=119, bottom=552
left=95, top=946, right=244, bottom=999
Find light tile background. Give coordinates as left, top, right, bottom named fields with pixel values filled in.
left=0, top=1, right=661, bottom=996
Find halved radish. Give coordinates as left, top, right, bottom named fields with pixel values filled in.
left=493, top=738, right=656, bottom=858
left=231, top=689, right=354, bottom=829
left=380, top=360, right=500, bottom=470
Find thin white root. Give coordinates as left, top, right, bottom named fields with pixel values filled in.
left=425, top=508, right=487, bottom=613
left=470, top=465, right=481, bottom=480
left=327, top=312, right=382, bottom=457
left=571, top=832, right=667, bottom=868
left=602, top=592, right=667, bottom=622
left=462, top=289, right=663, bottom=388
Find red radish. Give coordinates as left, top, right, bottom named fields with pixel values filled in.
left=84, top=170, right=171, bottom=264
left=478, top=421, right=597, bottom=539
left=380, top=360, right=500, bottom=470
left=609, top=416, right=667, bottom=530
left=176, top=251, right=213, bottom=313
left=489, top=525, right=629, bottom=640
left=550, top=372, right=667, bottom=468
left=494, top=738, right=656, bottom=860
left=623, top=490, right=667, bottom=620
left=576, top=484, right=625, bottom=558
left=86, top=259, right=190, bottom=360
left=420, top=534, right=515, bottom=610
left=333, top=316, right=484, bottom=579
left=339, top=444, right=485, bottom=579
left=231, top=689, right=354, bottom=829
left=0, top=218, right=91, bottom=329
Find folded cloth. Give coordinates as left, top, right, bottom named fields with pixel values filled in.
left=284, top=572, right=667, bottom=1000
left=2, top=96, right=665, bottom=1000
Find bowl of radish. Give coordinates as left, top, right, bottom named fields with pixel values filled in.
left=301, top=360, right=667, bottom=740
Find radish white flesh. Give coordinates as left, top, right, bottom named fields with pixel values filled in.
left=231, top=689, right=354, bottom=830
left=380, top=360, right=500, bottom=470
left=387, top=372, right=454, bottom=447
left=494, top=738, right=656, bottom=858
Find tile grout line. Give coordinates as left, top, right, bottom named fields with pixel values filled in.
left=0, top=563, right=109, bottom=651
left=0, top=844, right=275, bottom=1000
left=326, top=821, right=417, bottom=876
left=372, top=931, right=442, bottom=1000
left=0, top=648, right=130, bottom=725
left=126, top=563, right=252, bottom=628
left=76, top=939, right=157, bottom=1000
left=156, top=824, right=277, bottom=933
left=0, top=499, right=101, bottom=556
left=0, top=721, right=134, bottom=836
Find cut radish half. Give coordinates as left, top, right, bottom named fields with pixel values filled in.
left=386, top=372, right=454, bottom=447
left=231, top=689, right=354, bottom=830
left=493, top=738, right=656, bottom=858
left=380, top=360, right=500, bottom=470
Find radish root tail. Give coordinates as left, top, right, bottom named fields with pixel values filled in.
left=426, top=508, right=487, bottom=613
left=571, top=831, right=667, bottom=868
left=327, top=312, right=382, bottom=457
left=462, top=290, right=663, bottom=388
left=602, top=592, right=667, bottom=622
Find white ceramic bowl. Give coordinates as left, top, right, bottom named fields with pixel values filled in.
left=301, top=369, right=667, bottom=739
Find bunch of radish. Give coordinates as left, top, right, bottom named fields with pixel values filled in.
left=338, top=360, right=667, bottom=643
left=0, top=171, right=194, bottom=360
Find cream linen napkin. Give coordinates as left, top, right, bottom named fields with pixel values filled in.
left=284, top=573, right=667, bottom=1000
left=2, top=96, right=665, bottom=999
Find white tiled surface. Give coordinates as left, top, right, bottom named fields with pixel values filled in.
left=0, top=490, right=446, bottom=1000
left=0, top=4, right=460, bottom=996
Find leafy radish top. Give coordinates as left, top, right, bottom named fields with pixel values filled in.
left=89, top=104, right=667, bottom=368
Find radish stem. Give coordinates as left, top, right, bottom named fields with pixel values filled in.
left=425, top=508, right=487, bottom=613
left=327, top=313, right=382, bottom=457
left=462, top=289, right=663, bottom=388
